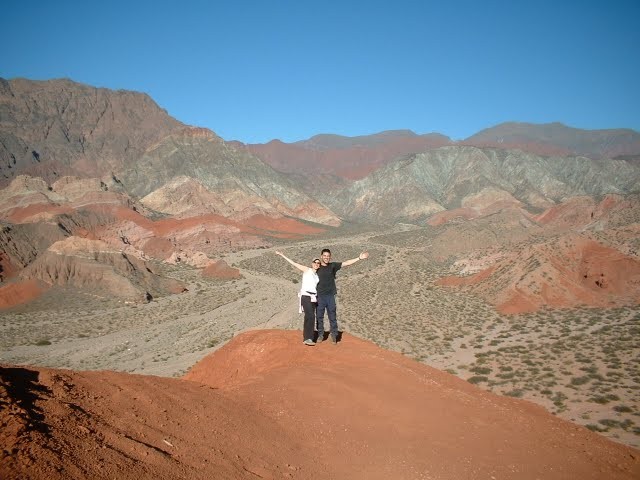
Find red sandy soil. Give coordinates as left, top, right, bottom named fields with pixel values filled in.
left=3, top=203, right=73, bottom=224
left=534, top=194, right=629, bottom=228
left=3, top=330, right=634, bottom=479
left=0, top=253, right=19, bottom=281
left=438, top=234, right=640, bottom=314
left=0, top=279, right=44, bottom=309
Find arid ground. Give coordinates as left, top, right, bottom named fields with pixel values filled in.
left=1, top=225, right=638, bottom=451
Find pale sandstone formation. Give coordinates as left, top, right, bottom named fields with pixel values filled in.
left=17, top=236, right=185, bottom=304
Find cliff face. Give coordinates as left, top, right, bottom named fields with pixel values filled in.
left=119, top=127, right=341, bottom=226
left=0, top=77, right=183, bottom=183
left=18, top=237, right=185, bottom=304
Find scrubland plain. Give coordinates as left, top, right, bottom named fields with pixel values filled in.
left=1, top=224, right=638, bottom=448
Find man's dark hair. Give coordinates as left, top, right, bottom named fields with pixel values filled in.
left=321, top=248, right=331, bottom=255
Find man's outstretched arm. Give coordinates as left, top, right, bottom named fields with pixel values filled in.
left=342, top=251, right=369, bottom=267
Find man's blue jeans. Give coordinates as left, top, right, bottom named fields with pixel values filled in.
left=316, top=294, right=338, bottom=339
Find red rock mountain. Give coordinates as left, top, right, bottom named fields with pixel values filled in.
left=438, top=231, right=640, bottom=314
left=238, top=123, right=640, bottom=181
left=234, top=130, right=452, bottom=179
left=1, top=77, right=639, bottom=315
left=0, top=78, right=340, bottom=227
left=0, top=79, right=342, bottom=307
left=463, top=121, right=640, bottom=159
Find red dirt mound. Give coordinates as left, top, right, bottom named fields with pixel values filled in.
left=202, top=259, right=241, bottom=279
left=2, top=330, right=638, bottom=479
left=438, top=233, right=640, bottom=314
left=185, top=330, right=638, bottom=479
left=0, top=279, right=44, bottom=309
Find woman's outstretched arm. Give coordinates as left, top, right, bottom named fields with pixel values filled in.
left=275, top=250, right=308, bottom=272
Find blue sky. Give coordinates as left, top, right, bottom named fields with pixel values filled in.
left=2, top=0, right=639, bottom=143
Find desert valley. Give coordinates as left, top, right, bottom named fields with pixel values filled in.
left=1, top=78, right=639, bottom=479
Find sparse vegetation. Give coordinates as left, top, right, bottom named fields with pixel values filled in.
left=1, top=224, right=638, bottom=447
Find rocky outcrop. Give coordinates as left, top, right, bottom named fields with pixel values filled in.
left=0, top=222, right=69, bottom=280
left=438, top=233, right=640, bottom=314
left=19, top=237, right=185, bottom=304
left=320, top=146, right=640, bottom=223
left=121, top=127, right=341, bottom=226
left=0, top=77, right=183, bottom=183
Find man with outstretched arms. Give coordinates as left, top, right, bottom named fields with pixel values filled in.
left=316, top=248, right=368, bottom=344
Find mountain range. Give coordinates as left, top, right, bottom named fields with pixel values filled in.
left=1, top=77, right=639, bottom=305
left=1, top=77, right=640, bottom=477
left=1, top=77, right=639, bottom=310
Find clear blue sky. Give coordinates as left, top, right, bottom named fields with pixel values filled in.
left=2, top=0, right=639, bottom=143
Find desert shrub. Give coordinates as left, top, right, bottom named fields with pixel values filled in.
left=580, top=365, right=598, bottom=374
left=589, top=394, right=619, bottom=404
left=570, top=376, right=591, bottom=386
left=35, top=339, right=51, bottom=346
left=467, top=376, right=488, bottom=384
left=620, top=419, right=634, bottom=430
left=613, top=405, right=633, bottom=413
left=505, top=389, right=524, bottom=398
left=599, top=419, right=621, bottom=428
left=471, top=366, right=492, bottom=375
